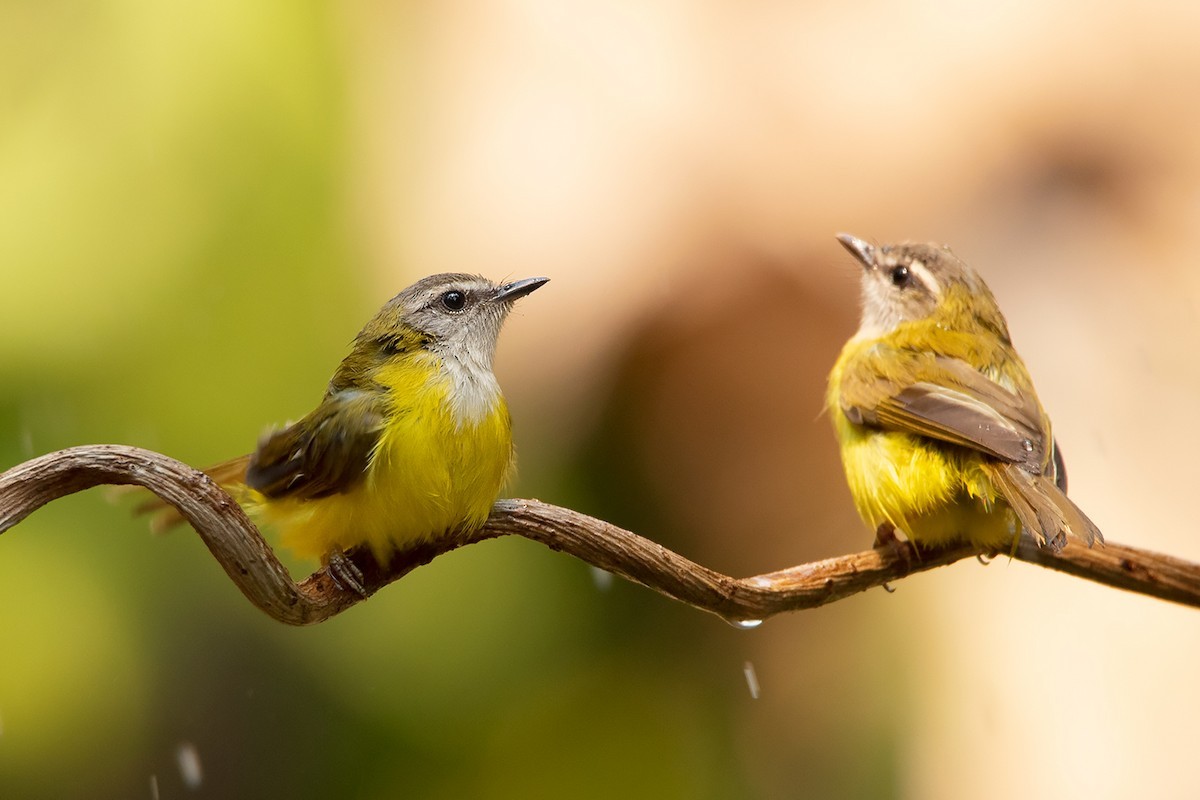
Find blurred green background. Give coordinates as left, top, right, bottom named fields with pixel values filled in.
left=4, top=1, right=1200, bottom=798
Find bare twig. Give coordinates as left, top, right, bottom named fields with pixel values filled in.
left=1, top=445, right=1197, bottom=625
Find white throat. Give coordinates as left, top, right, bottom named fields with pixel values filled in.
left=433, top=341, right=503, bottom=425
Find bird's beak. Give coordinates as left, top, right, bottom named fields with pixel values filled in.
left=835, top=233, right=877, bottom=271
left=494, top=276, right=550, bottom=302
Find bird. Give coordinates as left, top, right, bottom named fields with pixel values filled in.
left=827, top=234, right=1100, bottom=553
left=144, top=273, right=547, bottom=590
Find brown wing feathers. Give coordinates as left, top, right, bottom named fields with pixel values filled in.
left=245, top=390, right=385, bottom=501
left=135, top=390, right=386, bottom=531
left=841, top=347, right=1101, bottom=549
left=988, top=463, right=1101, bottom=549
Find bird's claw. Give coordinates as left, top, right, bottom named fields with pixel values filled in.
left=873, top=522, right=899, bottom=549
left=326, top=550, right=368, bottom=598
left=873, top=522, right=915, bottom=583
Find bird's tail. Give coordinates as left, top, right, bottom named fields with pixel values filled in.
left=130, top=455, right=251, bottom=533
left=989, top=462, right=1103, bottom=551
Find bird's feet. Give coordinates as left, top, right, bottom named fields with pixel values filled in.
left=873, top=522, right=916, bottom=588
left=873, top=521, right=899, bottom=550
left=326, top=550, right=368, bottom=598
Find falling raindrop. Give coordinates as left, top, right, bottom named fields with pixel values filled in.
left=589, top=566, right=613, bottom=591
left=176, top=742, right=203, bottom=789
left=149, top=775, right=160, bottom=800
left=743, top=661, right=761, bottom=699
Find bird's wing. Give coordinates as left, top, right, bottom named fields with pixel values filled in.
left=839, top=350, right=1049, bottom=470
left=246, top=389, right=387, bottom=500
left=839, top=347, right=1101, bottom=548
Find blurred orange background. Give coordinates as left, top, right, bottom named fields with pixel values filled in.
left=3, top=2, right=1199, bottom=798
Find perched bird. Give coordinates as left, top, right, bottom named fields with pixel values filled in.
left=827, top=234, right=1100, bottom=552
left=146, top=273, right=547, bottom=586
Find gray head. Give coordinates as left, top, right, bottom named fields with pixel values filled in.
left=325, top=273, right=546, bottom=413
left=362, top=273, right=548, bottom=365
left=835, top=233, right=1003, bottom=338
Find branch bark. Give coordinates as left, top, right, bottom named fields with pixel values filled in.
left=2, top=445, right=1197, bottom=625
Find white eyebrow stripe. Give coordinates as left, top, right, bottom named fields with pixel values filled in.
left=907, top=259, right=941, bottom=296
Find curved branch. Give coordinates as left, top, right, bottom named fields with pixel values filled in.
left=2, top=445, right=1197, bottom=625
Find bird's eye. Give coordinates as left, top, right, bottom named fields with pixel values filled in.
left=890, top=265, right=911, bottom=288
left=441, top=290, right=466, bottom=311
